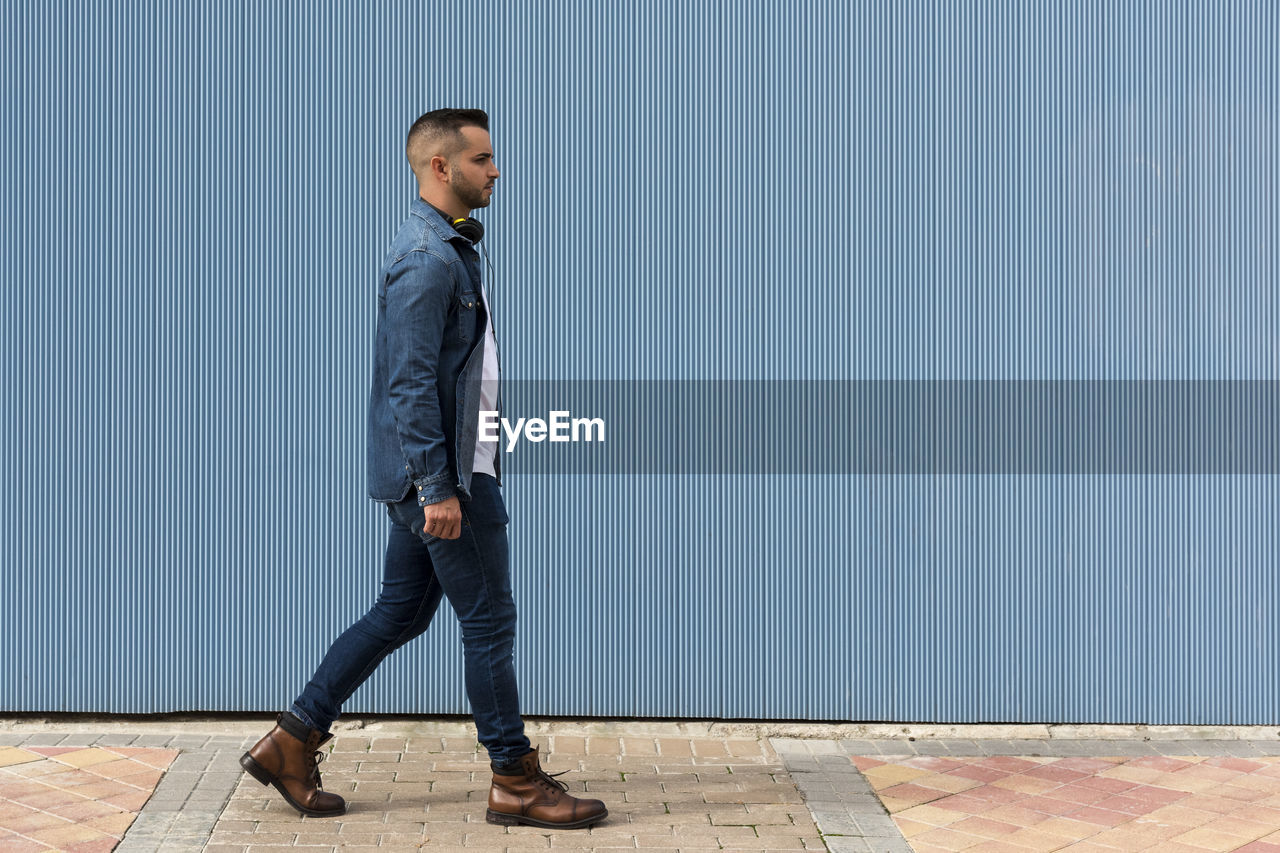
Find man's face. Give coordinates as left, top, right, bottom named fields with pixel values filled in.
left=447, top=126, right=499, bottom=211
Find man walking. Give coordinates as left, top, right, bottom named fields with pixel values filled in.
left=240, top=109, right=607, bottom=830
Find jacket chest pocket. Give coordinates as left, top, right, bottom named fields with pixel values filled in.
left=455, top=290, right=479, bottom=343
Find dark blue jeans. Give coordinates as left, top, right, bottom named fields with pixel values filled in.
left=289, top=473, right=531, bottom=765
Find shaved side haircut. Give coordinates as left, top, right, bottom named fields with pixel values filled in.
left=406, top=108, right=490, bottom=181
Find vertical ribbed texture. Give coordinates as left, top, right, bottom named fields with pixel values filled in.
left=1, top=1, right=1276, bottom=722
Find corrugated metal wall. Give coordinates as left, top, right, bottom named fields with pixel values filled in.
left=2, top=1, right=1276, bottom=723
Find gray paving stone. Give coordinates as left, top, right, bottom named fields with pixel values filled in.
left=158, top=771, right=203, bottom=789
left=196, top=772, right=244, bottom=789
left=852, top=815, right=903, bottom=837
left=811, top=814, right=865, bottom=836
left=169, top=752, right=215, bottom=771
left=88, top=732, right=139, bottom=746
left=977, top=739, right=1050, bottom=755
left=187, top=795, right=233, bottom=809
left=1189, top=741, right=1247, bottom=756
left=807, top=740, right=844, bottom=755
left=902, top=739, right=951, bottom=755
left=935, top=739, right=981, bottom=755
left=1038, top=740, right=1103, bottom=755
left=782, top=747, right=912, bottom=848
left=1077, top=740, right=1147, bottom=755
left=823, top=835, right=874, bottom=852
left=816, top=753, right=859, bottom=769
left=155, top=842, right=218, bottom=853
left=840, top=795, right=890, bottom=815
left=16, top=732, right=70, bottom=745
left=838, top=739, right=882, bottom=755
left=139, top=798, right=190, bottom=812
left=797, top=784, right=845, bottom=801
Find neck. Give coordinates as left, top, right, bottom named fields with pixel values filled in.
left=419, top=191, right=468, bottom=221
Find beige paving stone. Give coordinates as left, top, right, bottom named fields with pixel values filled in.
left=1141, top=802, right=1222, bottom=827
left=675, top=822, right=757, bottom=836
left=629, top=836, right=681, bottom=849
left=49, top=749, right=121, bottom=769
left=1198, top=815, right=1276, bottom=839
left=242, top=831, right=301, bottom=844
left=439, top=737, right=480, bottom=751
left=1152, top=773, right=1222, bottom=794
left=623, top=790, right=685, bottom=803
left=0, top=747, right=43, bottom=768
left=690, top=741, right=729, bottom=758
left=1185, top=793, right=1254, bottom=814
left=27, top=823, right=113, bottom=847
left=583, top=737, right=620, bottom=755
left=1097, top=765, right=1169, bottom=784
left=549, top=736, right=586, bottom=754
left=1169, top=825, right=1256, bottom=851
left=740, top=835, right=808, bottom=850
left=989, top=774, right=1061, bottom=796
left=83, top=810, right=137, bottom=837
left=1033, top=816, right=1105, bottom=839
left=910, top=826, right=991, bottom=851
left=1000, top=826, right=1081, bottom=849
left=724, top=741, right=764, bottom=759
left=663, top=781, right=749, bottom=793
left=494, top=841, right=551, bottom=849
left=863, top=763, right=932, bottom=784
left=1091, top=822, right=1190, bottom=849
left=703, top=789, right=803, bottom=804
left=656, top=739, right=693, bottom=758
left=894, top=802, right=970, bottom=827
left=894, top=815, right=935, bottom=838
left=618, top=738, right=658, bottom=756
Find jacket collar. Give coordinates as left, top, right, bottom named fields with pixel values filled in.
left=411, top=197, right=475, bottom=248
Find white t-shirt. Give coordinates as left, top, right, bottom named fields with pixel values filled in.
left=472, top=278, right=500, bottom=478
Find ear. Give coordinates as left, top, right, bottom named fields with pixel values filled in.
left=430, top=154, right=450, bottom=184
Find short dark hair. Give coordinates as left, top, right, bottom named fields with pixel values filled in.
left=406, top=108, right=489, bottom=163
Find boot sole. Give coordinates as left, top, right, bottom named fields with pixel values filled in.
left=239, top=752, right=346, bottom=818
left=486, top=807, right=607, bottom=829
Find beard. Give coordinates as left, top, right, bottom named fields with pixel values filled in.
left=449, top=166, right=491, bottom=210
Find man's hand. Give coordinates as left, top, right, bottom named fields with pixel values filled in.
left=422, top=495, right=462, bottom=540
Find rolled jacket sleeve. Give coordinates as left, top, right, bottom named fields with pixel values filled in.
left=384, top=251, right=456, bottom=506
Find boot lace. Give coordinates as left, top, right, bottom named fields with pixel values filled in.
left=535, top=766, right=569, bottom=795
left=309, top=750, right=328, bottom=789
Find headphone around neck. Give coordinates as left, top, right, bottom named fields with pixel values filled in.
left=450, top=215, right=484, bottom=243
left=424, top=200, right=483, bottom=243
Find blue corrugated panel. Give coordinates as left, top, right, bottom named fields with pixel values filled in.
left=1, top=0, right=1276, bottom=723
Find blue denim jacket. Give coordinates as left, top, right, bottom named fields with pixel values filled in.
left=367, top=198, right=498, bottom=507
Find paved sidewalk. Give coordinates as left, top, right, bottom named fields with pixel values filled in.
left=3, top=719, right=1280, bottom=852
left=0, top=745, right=178, bottom=851
left=773, top=736, right=1280, bottom=853
left=209, top=723, right=821, bottom=853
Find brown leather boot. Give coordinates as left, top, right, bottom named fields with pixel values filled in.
left=239, top=714, right=346, bottom=817
left=486, top=746, right=607, bottom=829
